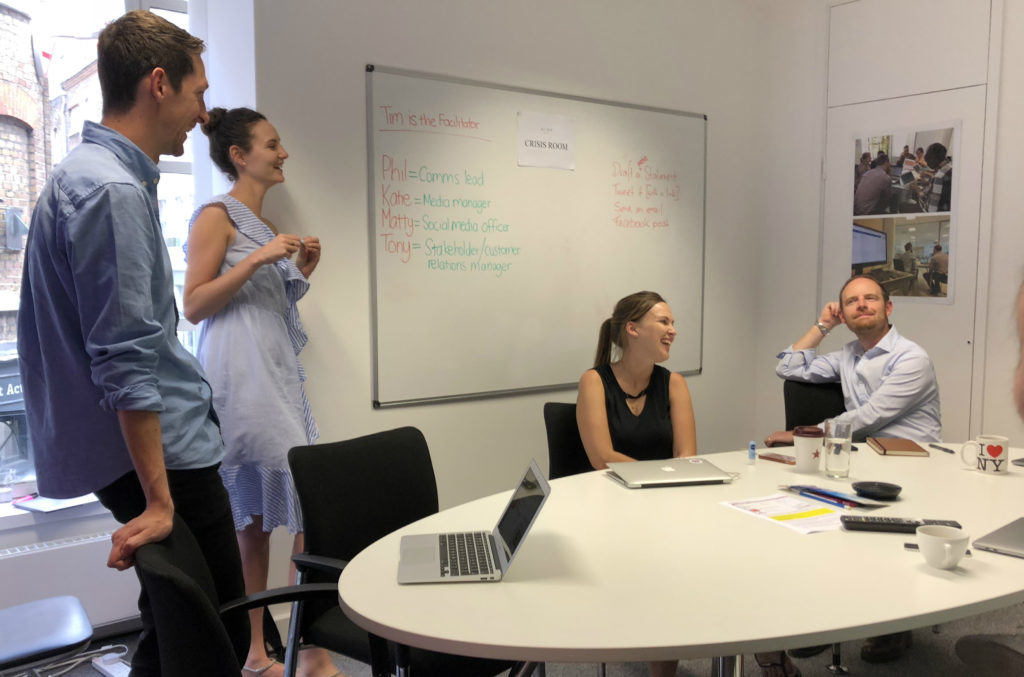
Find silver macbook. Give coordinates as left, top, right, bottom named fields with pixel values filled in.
left=606, top=456, right=733, bottom=488
left=973, top=516, right=1024, bottom=559
left=397, top=459, right=550, bottom=584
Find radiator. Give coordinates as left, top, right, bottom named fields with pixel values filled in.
left=0, top=530, right=140, bottom=628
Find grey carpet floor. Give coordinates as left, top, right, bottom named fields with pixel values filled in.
left=46, top=600, right=1024, bottom=676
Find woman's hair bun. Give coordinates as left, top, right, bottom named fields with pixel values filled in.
left=202, top=107, right=227, bottom=136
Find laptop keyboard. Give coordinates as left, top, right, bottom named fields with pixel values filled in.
left=439, top=532, right=496, bottom=577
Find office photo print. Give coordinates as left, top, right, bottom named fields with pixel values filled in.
left=851, top=216, right=950, bottom=299
left=852, top=126, right=955, bottom=217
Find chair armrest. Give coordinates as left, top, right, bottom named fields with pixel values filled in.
left=219, top=583, right=339, bottom=615
left=291, top=553, right=348, bottom=575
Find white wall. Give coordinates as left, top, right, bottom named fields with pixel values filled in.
left=251, top=0, right=772, bottom=509
left=981, top=0, right=1024, bottom=442
left=751, top=0, right=831, bottom=438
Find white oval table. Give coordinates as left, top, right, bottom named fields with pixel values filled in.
left=338, top=445, right=1024, bottom=673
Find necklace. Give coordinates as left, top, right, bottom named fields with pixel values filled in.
left=622, top=387, right=649, bottom=400
left=611, top=363, right=650, bottom=413
left=624, top=386, right=648, bottom=416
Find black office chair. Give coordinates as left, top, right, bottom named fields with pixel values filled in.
left=955, top=633, right=1024, bottom=676
left=133, top=514, right=337, bottom=677
left=543, top=401, right=594, bottom=479
left=0, top=595, right=92, bottom=676
left=782, top=379, right=846, bottom=434
left=286, top=426, right=522, bottom=677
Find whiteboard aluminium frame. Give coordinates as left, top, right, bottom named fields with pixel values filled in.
left=365, top=64, right=707, bottom=408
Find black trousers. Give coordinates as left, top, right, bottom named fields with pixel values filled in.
left=923, top=271, right=948, bottom=294
left=95, top=465, right=249, bottom=675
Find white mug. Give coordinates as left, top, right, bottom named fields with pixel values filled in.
left=916, top=524, right=970, bottom=569
left=960, top=435, right=1010, bottom=475
left=792, top=426, right=823, bottom=473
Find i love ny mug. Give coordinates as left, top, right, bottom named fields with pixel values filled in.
left=960, top=435, right=1010, bottom=475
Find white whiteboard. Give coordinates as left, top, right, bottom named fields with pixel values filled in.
left=368, top=66, right=705, bottom=406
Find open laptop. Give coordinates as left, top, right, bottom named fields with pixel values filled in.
left=973, top=516, right=1024, bottom=559
left=606, top=456, right=733, bottom=488
left=397, top=459, right=551, bottom=584
left=896, top=170, right=917, bottom=187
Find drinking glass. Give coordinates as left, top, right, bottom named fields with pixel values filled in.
left=824, top=419, right=852, bottom=479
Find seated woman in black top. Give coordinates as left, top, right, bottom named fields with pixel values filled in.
left=576, top=291, right=697, bottom=677
left=576, top=290, right=697, bottom=468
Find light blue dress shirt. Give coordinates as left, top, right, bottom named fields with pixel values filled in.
left=17, top=121, right=223, bottom=498
left=776, top=326, right=941, bottom=442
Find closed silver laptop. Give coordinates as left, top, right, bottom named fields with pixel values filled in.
left=973, top=516, right=1024, bottom=559
left=606, top=456, right=733, bottom=488
left=397, top=459, right=550, bottom=584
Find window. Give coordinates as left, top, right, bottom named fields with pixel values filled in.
left=0, top=0, right=199, bottom=487
left=142, top=2, right=201, bottom=354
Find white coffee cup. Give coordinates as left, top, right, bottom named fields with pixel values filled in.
left=792, top=426, right=823, bottom=473
left=916, top=524, right=970, bottom=569
left=960, top=435, right=1010, bottom=475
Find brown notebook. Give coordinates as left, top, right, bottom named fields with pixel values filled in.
left=866, top=437, right=930, bottom=456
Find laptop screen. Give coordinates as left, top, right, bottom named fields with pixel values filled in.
left=495, top=462, right=548, bottom=559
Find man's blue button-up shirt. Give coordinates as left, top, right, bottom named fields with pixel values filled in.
left=18, top=121, right=223, bottom=498
left=776, top=326, right=941, bottom=442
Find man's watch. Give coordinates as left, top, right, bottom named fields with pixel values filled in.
left=815, top=321, right=830, bottom=336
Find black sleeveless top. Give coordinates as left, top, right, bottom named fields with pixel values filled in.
left=594, top=364, right=673, bottom=461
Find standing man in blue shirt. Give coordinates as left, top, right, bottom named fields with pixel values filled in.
left=765, top=274, right=941, bottom=447
left=17, top=10, right=247, bottom=673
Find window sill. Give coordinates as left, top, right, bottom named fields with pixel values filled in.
left=0, top=493, right=99, bottom=517
left=0, top=495, right=119, bottom=550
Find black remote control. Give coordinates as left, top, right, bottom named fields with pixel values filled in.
left=840, top=515, right=962, bottom=533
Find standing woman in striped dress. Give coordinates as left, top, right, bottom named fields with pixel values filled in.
left=184, top=107, right=337, bottom=677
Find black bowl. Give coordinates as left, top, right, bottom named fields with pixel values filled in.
left=852, top=481, right=902, bottom=501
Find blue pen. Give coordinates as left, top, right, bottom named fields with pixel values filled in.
left=788, top=485, right=863, bottom=504
left=930, top=444, right=956, bottom=454
left=796, top=490, right=850, bottom=509
left=784, top=485, right=857, bottom=508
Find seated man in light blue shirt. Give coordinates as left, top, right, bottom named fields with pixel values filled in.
left=765, top=274, right=941, bottom=446
left=757, top=274, right=941, bottom=670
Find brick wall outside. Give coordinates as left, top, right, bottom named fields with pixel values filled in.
left=0, top=3, right=50, bottom=343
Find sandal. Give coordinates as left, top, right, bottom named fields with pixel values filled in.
left=754, top=651, right=801, bottom=677
left=242, top=659, right=282, bottom=676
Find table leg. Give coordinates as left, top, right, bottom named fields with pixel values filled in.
left=711, top=655, right=742, bottom=677
left=368, top=634, right=389, bottom=677
left=394, top=642, right=410, bottom=677
left=509, top=662, right=543, bottom=677
left=826, top=643, right=848, bottom=675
